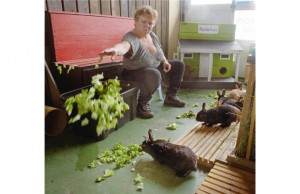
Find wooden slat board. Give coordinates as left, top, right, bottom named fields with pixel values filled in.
left=63, top=0, right=77, bottom=12
left=196, top=162, right=255, bottom=194
left=89, top=0, right=101, bottom=14
left=46, top=0, right=63, bottom=11
left=174, top=122, right=240, bottom=168
left=77, top=0, right=89, bottom=13
left=100, top=0, right=112, bottom=15
left=111, top=0, right=121, bottom=16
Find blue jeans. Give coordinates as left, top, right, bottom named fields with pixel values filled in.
left=121, top=60, right=185, bottom=104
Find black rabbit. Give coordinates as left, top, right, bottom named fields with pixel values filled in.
left=217, top=89, right=243, bottom=110
left=196, top=102, right=240, bottom=128
left=141, top=129, right=197, bottom=178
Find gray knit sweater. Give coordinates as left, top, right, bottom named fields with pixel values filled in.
left=121, top=31, right=166, bottom=70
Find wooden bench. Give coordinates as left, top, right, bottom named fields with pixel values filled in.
left=46, top=11, right=163, bottom=100
left=45, top=11, right=134, bottom=93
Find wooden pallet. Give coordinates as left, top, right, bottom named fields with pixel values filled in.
left=196, top=162, right=255, bottom=194
left=173, top=122, right=240, bottom=168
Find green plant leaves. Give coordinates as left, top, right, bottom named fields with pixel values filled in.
left=91, top=111, right=98, bottom=120
left=176, top=110, right=196, bottom=119
left=64, top=73, right=130, bottom=136
left=55, top=63, right=75, bottom=74
left=95, top=169, right=114, bottom=182
left=103, top=169, right=114, bottom=177
left=134, top=173, right=144, bottom=191
left=92, top=143, right=144, bottom=184
left=166, top=123, right=178, bottom=130
left=81, top=118, right=89, bottom=126
left=209, top=101, right=218, bottom=108
left=70, top=114, right=81, bottom=124
left=134, top=173, right=143, bottom=184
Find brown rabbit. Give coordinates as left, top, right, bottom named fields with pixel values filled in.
left=141, top=129, right=197, bottom=178
left=196, top=102, right=240, bottom=128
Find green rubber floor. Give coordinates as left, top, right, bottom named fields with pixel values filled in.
left=45, top=88, right=219, bottom=194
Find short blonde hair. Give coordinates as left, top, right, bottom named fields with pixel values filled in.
left=134, top=5, right=158, bottom=22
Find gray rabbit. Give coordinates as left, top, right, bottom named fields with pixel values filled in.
left=141, top=129, right=197, bottom=177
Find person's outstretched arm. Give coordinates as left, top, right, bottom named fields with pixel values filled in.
left=99, top=41, right=131, bottom=61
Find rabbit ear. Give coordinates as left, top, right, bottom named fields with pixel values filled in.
left=148, top=129, right=154, bottom=142
left=222, top=89, right=225, bottom=96
left=217, top=91, right=222, bottom=100
left=237, top=82, right=242, bottom=89
left=143, top=136, right=151, bottom=143
left=202, top=102, right=206, bottom=110
left=235, top=83, right=240, bottom=89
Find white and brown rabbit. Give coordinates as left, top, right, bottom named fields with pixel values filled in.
left=196, top=102, right=240, bottom=128
left=227, top=83, right=246, bottom=102
left=141, top=129, right=197, bottom=178
left=217, top=89, right=243, bottom=110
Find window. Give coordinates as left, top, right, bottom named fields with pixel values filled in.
left=234, top=0, right=255, bottom=40
left=234, top=10, right=255, bottom=40
left=220, top=53, right=230, bottom=60
left=183, top=53, right=193, bottom=58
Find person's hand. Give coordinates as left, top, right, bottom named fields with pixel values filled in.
left=163, top=61, right=171, bottom=73
left=99, top=48, right=117, bottom=61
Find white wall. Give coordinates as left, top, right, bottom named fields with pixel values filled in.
left=236, top=39, right=255, bottom=77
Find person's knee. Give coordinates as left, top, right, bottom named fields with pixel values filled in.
left=176, top=60, right=185, bottom=71
left=170, top=60, right=185, bottom=74
left=143, top=68, right=161, bottom=85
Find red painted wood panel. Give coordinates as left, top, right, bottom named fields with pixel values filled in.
left=49, top=11, right=134, bottom=62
